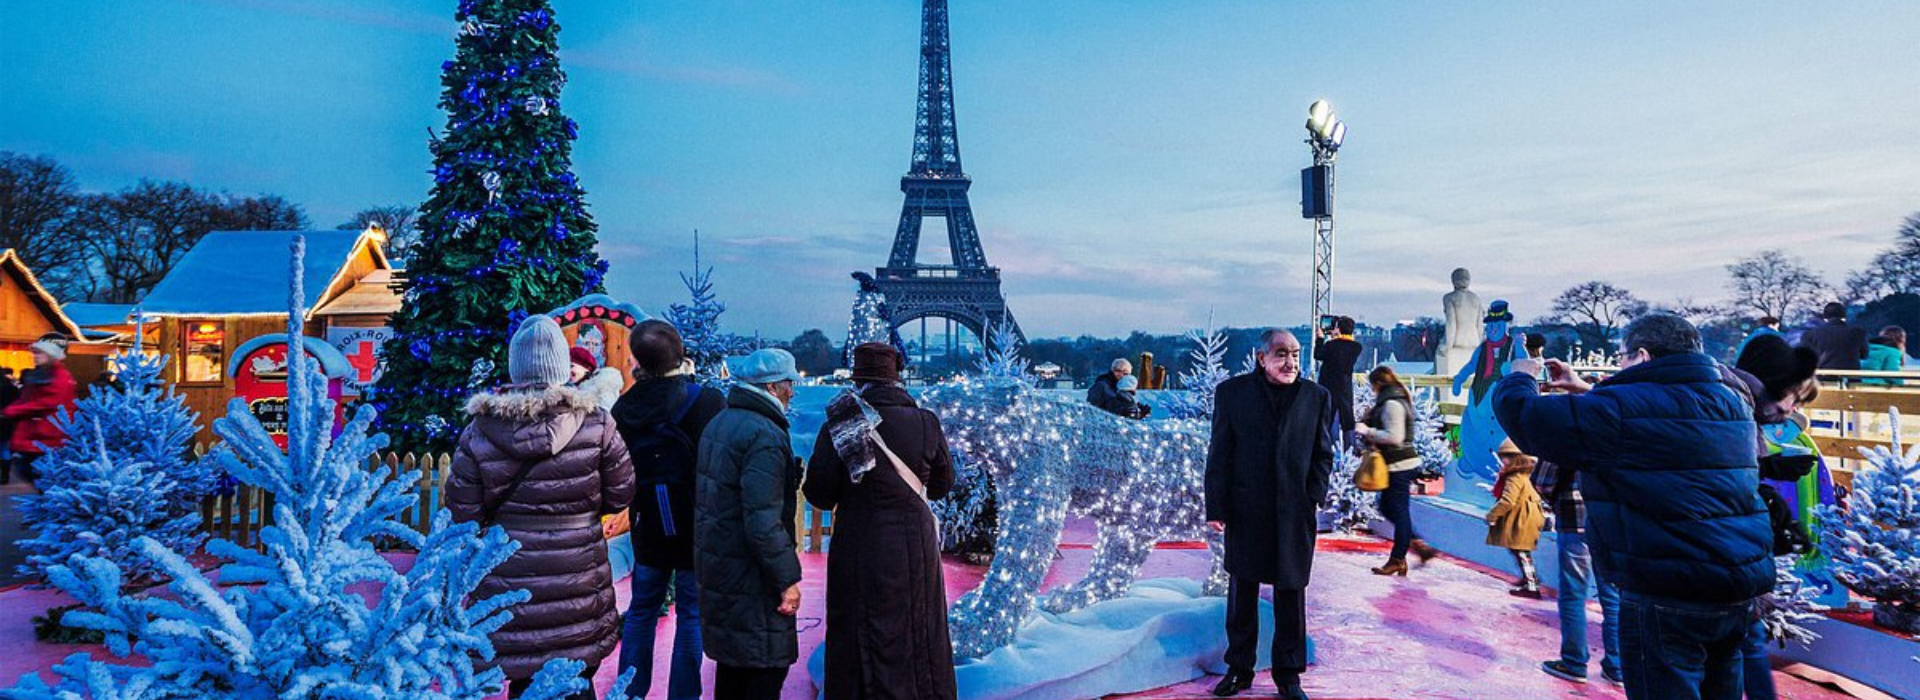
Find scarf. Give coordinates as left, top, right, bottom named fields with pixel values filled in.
left=824, top=387, right=885, bottom=483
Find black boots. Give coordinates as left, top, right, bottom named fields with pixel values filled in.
left=1212, top=669, right=1255, bottom=697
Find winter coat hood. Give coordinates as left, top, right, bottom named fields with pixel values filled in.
left=465, top=385, right=598, bottom=460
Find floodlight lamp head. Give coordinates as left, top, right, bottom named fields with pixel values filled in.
left=1327, top=120, right=1347, bottom=149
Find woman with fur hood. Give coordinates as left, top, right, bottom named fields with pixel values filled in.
left=448, top=315, right=636, bottom=699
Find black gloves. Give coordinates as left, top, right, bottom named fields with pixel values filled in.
left=1758, top=452, right=1818, bottom=482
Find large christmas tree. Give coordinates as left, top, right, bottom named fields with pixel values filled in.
left=373, top=0, right=606, bottom=451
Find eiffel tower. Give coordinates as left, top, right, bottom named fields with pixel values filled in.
left=870, top=0, right=1021, bottom=349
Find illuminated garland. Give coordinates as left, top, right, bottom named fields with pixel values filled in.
left=921, top=376, right=1225, bottom=659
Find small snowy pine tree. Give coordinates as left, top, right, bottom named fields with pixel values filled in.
left=1817, top=412, right=1920, bottom=632
left=1758, top=555, right=1829, bottom=649
left=1320, top=446, right=1382, bottom=535
left=1410, top=387, right=1454, bottom=479
left=4, top=236, right=618, bottom=700
left=1164, top=325, right=1232, bottom=420
left=974, top=321, right=1031, bottom=381
left=664, top=233, right=732, bottom=380
left=844, top=273, right=893, bottom=365
left=14, top=331, right=214, bottom=584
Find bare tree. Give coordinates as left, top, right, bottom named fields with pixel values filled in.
left=1725, top=249, right=1829, bottom=323
left=1547, top=280, right=1647, bottom=350
left=71, top=181, right=307, bottom=302
left=0, top=153, right=92, bottom=299
left=339, top=205, right=420, bottom=265
left=1845, top=213, right=1920, bottom=303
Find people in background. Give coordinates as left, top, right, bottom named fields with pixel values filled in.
left=696, top=349, right=805, bottom=700
left=447, top=315, right=636, bottom=700
left=1356, top=365, right=1437, bottom=576
left=0, top=367, right=18, bottom=473
left=1496, top=313, right=1772, bottom=700
left=569, top=345, right=625, bottom=410
left=4, top=335, right=76, bottom=486
left=611, top=320, right=726, bottom=700
left=1863, top=325, right=1907, bottom=386
left=1735, top=316, right=1782, bottom=359
left=1314, top=316, right=1363, bottom=442
left=1204, top=330, right=1337, bottom=700
left=1486, top=439, right=1546, bottom=598
left=1086, top=358, right=1133, bottom=415
left=805, top=342, right=958, bottom=700
left=1115, top=374, right=1152, bottom=419
left=1798, top=302, right=1868, bottom=371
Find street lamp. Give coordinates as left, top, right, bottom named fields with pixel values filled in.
left=1301, top=99, right=1345, bottom=369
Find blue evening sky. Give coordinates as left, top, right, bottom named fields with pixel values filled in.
left=4, top=0, right=1917, bottom=338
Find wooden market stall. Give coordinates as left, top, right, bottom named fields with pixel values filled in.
left=0, top=249, right=116, bottom=383
left=137, top=228, right=398, bottom=439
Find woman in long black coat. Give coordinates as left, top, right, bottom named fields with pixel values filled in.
left=804, top=343, right=957, bottom=700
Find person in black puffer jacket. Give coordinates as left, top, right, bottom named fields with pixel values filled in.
left=1493, top=313, right=1772, bottom=700
left=696, top=349, right=805, bottom=700
left=610, top=320, right=726, bottom=700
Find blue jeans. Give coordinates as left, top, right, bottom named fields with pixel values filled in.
left=619, top=565, right=702, bottom=700
left=1380, top=470, right=1418, bottom=560
left=1555, top=531, right=1620, bottom=676
left=1619, top=590, right=1751, bottom=700
left=1741, top=618, right=1775, bottom=700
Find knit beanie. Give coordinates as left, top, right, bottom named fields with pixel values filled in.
left=508, top=315, right=570, bottom=386
left=1735, top=333, right=1818, bottom=402
left=29, top=338, right=67, bottom=362
left=1117, top=375, right=1139, bottom=391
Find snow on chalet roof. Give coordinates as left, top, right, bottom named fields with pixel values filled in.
left=140, top=230, right=374, bottom=316
left=62, top=303, right=135, bottom=328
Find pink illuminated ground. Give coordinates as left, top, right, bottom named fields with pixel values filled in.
left=0, top=520, right=1870, bottom=700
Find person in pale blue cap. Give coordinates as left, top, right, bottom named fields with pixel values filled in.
left=694, top=348, right=805, bottom=700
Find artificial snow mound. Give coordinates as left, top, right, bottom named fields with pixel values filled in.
left=808, top=578, right=1312, bottom=700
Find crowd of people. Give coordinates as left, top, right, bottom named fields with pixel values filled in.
left=447, top=316, right=958, bottom=700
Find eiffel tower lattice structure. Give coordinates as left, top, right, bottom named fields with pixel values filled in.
left=870, top=0, right=1022, bottom=349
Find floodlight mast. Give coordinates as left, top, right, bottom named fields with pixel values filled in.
left=1303, top=100, right=1343, bottom=369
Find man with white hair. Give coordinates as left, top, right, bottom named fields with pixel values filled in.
left=1086, top=357, right=1133, bottom=416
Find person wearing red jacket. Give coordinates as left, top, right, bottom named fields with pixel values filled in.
left=4, top=336, right=77, bottom=485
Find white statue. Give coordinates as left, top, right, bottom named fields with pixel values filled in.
left=1434, top=268, right=1485, bottom=376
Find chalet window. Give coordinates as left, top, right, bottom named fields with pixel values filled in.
left=183, top=321, right=225, bottom=383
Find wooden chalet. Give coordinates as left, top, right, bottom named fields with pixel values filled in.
left=0, top=249, right=116, bottom=384
left=137, top=228, right=400, bottom=437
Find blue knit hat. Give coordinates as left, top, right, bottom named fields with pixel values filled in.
left=730, top=348, right=802, bottom=385
left=508, top=314, right=570, bottom=386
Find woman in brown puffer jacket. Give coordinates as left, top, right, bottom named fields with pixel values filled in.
left=449, top=315, right=636, bottom=700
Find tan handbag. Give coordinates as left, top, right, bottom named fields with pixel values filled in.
left=1355, top=449, right=1391, bottom=492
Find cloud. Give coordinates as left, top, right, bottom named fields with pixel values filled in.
left=176, top=0, right=448, bottom=35
left=561, top=49, right=806, bottom=95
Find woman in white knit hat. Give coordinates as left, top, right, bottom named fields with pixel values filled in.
left=445, top=314, right=636, bottom=699
left=3, top=334, right=76, bottom=485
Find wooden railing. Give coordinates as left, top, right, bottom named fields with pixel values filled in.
left=193, top=445, right=832, bottom=552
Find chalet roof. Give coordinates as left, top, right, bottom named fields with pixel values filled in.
left=62, top=303, right=135, bottom=328
left=0, top=249, right=90, bottom=341
left=140, top=230, right=386, bottom=316
left=311, top=268, right=403, bottom=318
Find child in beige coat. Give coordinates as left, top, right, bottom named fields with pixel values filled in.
left=1487, top=438, right=1546, bottom=598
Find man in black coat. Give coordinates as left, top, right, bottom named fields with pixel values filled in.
left=1314, top=316, right=1363, bottom=441
left=1085, top=358, right=1133, bottom=415
left=1205, top=330, right=1338, bottom=700
left=1797, top=302, right=1868, bottom=370
left=611, top=320, right=727, bottom=700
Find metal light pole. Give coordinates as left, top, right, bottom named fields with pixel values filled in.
left=1301, top=100, right=1346, bottom=369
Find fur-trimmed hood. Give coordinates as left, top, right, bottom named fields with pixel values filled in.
left=465, top=385, right=602, bottom=460
left=466, top=384, right=600, bottom=421
left=574, top=367, right=624, bottom=412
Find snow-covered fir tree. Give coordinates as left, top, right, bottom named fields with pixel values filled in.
left=1164, top=325, right=1232, bottom=420
left=664, top=233, right=732, bottom=379
left=1817, top=415, right=1920, bottom=632
left=1409, top=387, right=1454, bottom=479
left=1320, top=446, right=1382, bottom=535
left=14, top=336, right=215, bottom=584
left=3, top=237, right=617, bottom=700
left=973, top=321, right=1031, bottom=381
left=1757, top=555, right=1829, bottom=649
left=844, top=272, right=895, bottom=365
